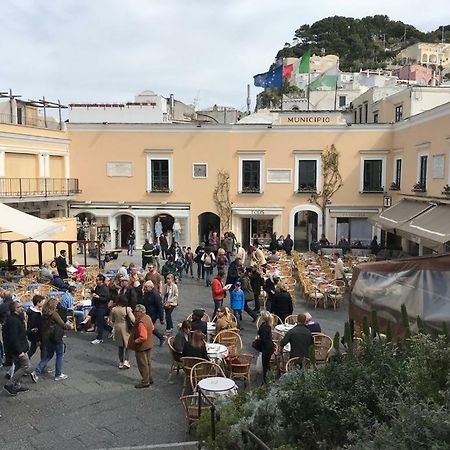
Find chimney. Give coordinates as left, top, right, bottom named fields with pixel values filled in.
left=169, top=94, right=175, bottom=119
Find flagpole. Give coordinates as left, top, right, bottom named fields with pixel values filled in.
left=334, top=59, right=339, bottom=111
left=280, top=58, right=284, bottom=112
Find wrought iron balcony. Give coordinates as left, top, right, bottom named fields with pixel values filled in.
left=0, top=178, right=81, bottom=198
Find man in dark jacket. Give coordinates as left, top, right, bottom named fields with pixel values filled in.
left=190, top=309, right=207, bottom=335
left=141, top=239, right=155, bottom=270
left=141, top=281, right=165, bottom=346
left=3, top=302, right=31, bottom=396
left=55, top=250, right=68, bottom=280
left=91, top=274, right=110, bottom=344
left=159, top=234, right=169, bottom=260
left=283, top=235, right=294, bottom=256
left=280, top=314, right=313, bottom=364
left=225, top=257, right=242, bottom=286
left=119, top=276, right=138, bottom=310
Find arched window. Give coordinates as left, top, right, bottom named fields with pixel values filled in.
left=422, top=54, right=428, bottom=63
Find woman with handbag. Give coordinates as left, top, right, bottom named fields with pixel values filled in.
left=110, top=295, right=135, bottom=369
left=256, top=311, right=274, bottom=384
left=31, top=297, right=71, bottom=383
left=162, top=274, right=178, bottom=334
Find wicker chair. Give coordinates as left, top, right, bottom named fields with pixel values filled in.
left=190, top=361, right=225, bottom=392
left=180, top=357, right=205, bottom=395
left=284, top=315, right=298, bottom=325
left=19, top=293, right=34, bottom=304
left=277, top=349, right=291, bottom=376
left=179, top=394, right=215, bottom=433
left=38, top=284, right=58, bottom=295
left=307, top=285, right=325, bottom=309
left=285, top=357, right=302, bottom=372
left=167, top=336, right=183, bottom=382
left=312, top=333, right=333, bottom=366
left=228, top=353, right=254, bottom=387
left=186, top=312, right=211, bottom=322
left=327, top=280, right=346, bottom=310
left=213, top=329, right=242, bottom=356
left=271, top=330, right=284, bottom=346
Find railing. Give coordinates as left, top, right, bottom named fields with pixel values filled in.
left=0, top=178, right=81, bottom=198
left=197, top=388, right=271, bottom=450
left=0, top=112, right=62, bottom=130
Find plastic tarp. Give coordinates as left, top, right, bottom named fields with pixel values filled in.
left=350, top=254, right=450, bottom=335
left=0, top=203, right=65, bottom=240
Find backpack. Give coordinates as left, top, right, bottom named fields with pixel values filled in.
left=204, top=255, right=212, bottom=266
left=218, top=256, right=226, bottom=266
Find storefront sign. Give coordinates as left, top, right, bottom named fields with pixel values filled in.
left=329, top=209, right=380, bottom=218
left=251, top=210, right=265, bottom=215
left=277, top=114, right=344, bottom=126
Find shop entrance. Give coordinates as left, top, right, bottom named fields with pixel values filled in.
left=198, top=212, right=220, bottom=246
left=119, top=215, right=134, bottom=248
left=241, top=217, right=273, bottom=249
left=294, top=210, right=318, bottom=251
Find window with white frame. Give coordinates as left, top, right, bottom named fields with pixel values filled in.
left=416, top=152, right=428, bottom=191
left=239, top=156, right=263, bottom=193
left=146, top=152, right=172, bottom=193
left=395, top=104, right=403, bottom=122
left=393, top=157, right=402, bottom=189
left=192, top=163, right=207, bottom=179
left=360, top=155, right=386, bottom=193
left=295, top=154, right=321, bottom=194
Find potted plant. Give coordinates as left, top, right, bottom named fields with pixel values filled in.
left=412, top=181, right=426, bottom=192
left=297, top=184, right=317, bottom=193
left=389, top=181, right=400, bottom=191
left=442, top=184, right=450, bottom=195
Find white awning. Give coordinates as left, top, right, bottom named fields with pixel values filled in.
left=0, top=203, right=65, bottom=240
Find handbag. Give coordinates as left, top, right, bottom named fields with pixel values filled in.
left=163, top=292, right=172, bottom=309
left=252, top=337, right=262, bottom=352
left=125, top=307, right=134, bottom=332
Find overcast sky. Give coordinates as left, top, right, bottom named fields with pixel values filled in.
left=1, top=0, right=449, bottom=111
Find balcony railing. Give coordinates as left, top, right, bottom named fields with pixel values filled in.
left=0, top=178, right=81, bottom=198
left=0, top=113, right=63, bottom=131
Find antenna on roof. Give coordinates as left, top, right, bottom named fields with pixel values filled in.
left=193, top=90, right=200, bottom=110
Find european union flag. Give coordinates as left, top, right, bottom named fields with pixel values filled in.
left=253, top=65, right=283, bottom=88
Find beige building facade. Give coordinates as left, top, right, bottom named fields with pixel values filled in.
left=67, top=104, right=450, bottom=255
left=0, top=96, right=79, bottom=264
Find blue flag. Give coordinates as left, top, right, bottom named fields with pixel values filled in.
left=253, top=65, right=283, bottom=88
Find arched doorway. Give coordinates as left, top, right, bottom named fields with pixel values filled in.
left=75, top=213, right=97, bottom=241
left=155, top=214, right=174, bottom=235
left=289, top=205, right=322, bottom=252
left=198, top=212, right=220, bottom=245
left=119, top=214, right=134, bottom=248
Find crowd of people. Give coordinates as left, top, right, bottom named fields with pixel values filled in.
left=0, top=229, right=332, bottom=399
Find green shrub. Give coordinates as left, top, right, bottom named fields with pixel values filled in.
left=198, top=334, right=450, bottom=449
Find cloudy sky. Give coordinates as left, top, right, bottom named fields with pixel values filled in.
left=1, top=0, right=449, bottom=111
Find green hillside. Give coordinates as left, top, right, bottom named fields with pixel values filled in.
left=277, top=15, right=449, bottom=72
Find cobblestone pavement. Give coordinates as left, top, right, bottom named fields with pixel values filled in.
left=1, top=255, right=348, bottom=449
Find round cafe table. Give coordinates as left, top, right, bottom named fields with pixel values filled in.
left=206, top=343, right=228, bottom=361
left=275, top=324, right=296, bottom=334
left=197, top=377, right=237, bottom=398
